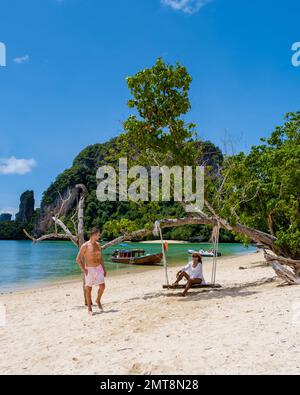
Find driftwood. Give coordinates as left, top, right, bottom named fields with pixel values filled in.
left=271, top=262, right=300, bottom=285
left=265, top=252, right=300, bottom=270
left=265, top=253, right=300, bottom=285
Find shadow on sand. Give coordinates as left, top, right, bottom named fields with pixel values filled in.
left=163, top=277, right=277, bottom=301
left=71, top=306, right=119, bottom=314
left=129, top=276, right=278, bottom=303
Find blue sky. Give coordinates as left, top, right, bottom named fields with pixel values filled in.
left=0, top=0, right=299, bottom=215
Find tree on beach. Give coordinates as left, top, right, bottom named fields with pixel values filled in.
left=216, top=112, right=300, bottom=260
left=24, top=59, right=300, bottom=285
left=116, top=59, right=300, bottom=284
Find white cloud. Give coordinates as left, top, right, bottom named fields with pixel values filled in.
left=13, top=55, right=30, bottom=64
left=0, top=157, right=36, bottom=175
left=161, top=0, right=212, bottom=14
left=0, top=207, right=17, bottom=216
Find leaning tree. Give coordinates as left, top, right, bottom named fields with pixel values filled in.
left=25, top=59, right=300, bottom=287
left=114, top=59, right=300, bottom=284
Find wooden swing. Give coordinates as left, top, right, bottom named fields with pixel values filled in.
left=154, top=221, right=222, bottom=290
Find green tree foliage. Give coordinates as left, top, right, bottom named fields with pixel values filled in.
left=122, top=58, right=198, bottom=167
left=37, top=59, right=225, bottom=242
left=0, top=221, right=23, bottom=239
left=217, top=112, right=300, bottom=259
left=102, top=218, right=140, bottom=239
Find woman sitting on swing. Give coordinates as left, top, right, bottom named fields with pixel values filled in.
left=172, top=253, right=206, bottom=297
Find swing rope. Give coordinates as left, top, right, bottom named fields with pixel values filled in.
left=211, top=221, right=220, bottom=285
left=154, top=221, right=169, bottom=286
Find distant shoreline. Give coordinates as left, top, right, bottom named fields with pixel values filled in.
left=0, top=239, right=244, bottom=245
left=139, top=240, right=189, bottom=244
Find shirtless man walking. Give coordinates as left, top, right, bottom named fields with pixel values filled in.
left=76, top=228, right=107, bottom=315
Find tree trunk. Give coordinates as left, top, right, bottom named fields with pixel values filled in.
left=101, top=216, right=278, bottom=252
left=75, top=185, right=88, bottom=304
left=24, top=184, right=89, bottom=304
left=76, top=184, right=88, bottom=248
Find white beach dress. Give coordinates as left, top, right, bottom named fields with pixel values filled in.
left=183, top=261, right=206, bottom=284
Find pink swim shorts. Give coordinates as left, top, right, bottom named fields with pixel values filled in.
left=85, top=265, right=105, bottom=287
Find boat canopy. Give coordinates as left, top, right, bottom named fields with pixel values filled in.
left=113, top=249, right=146, bottom=258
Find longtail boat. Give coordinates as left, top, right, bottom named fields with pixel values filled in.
left=111, top=249, right=163, bottom=265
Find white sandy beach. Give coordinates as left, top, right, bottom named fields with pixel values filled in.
left=0, top=252, right=300, bottom=375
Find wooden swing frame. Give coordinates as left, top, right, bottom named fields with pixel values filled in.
left=154, top=221, right=222, bottom=291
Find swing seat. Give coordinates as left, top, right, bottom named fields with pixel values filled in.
left=163, top=283, right=222, bottom=290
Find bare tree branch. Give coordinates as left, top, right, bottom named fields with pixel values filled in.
left=54, top=188, right=73, bottom=233
left=101, top=213, right=278, bottom=253
left=204, top=200, right=233, bottom=231
left=76, top=184, right=88, bottom=247
left=23, top=229, right=78, bottom=244
left=102, top=229, right=151, bottom=250
left=24, top=185, right=87, bottom=248
left=51, top=216, right=78, bottom=246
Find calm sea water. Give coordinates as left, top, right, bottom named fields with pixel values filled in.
left=0, top=240, right=256, bottom=292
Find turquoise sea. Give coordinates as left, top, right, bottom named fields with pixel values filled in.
left=0, top=240, right=256, bottom=292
